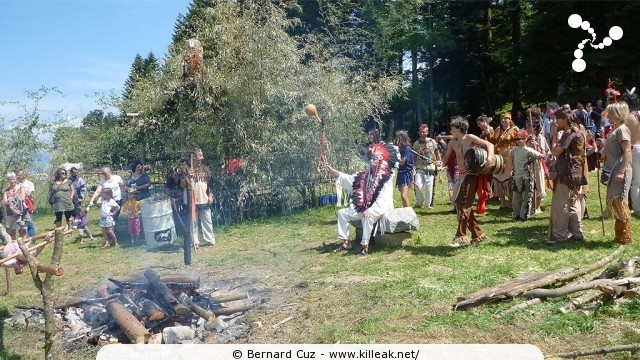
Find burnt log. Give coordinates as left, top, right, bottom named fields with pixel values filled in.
left=97, top=285, right=149, bottom=344
left=141, top=299, right=167, bottom=321
left=143, top=268, right=190, bottom=315
left=178, top=293, right=216, bottom=330
left=108, top=273, right=200, bottom=291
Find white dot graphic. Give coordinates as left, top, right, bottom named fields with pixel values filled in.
left=568, top=14, right=582, bottom=28
left=572, top=59, right=586, bottom=72
left=603, top=37, right=612, bottom=46
left=574, top=49, right=583, bottom=59
left=581, top=21, right=590, bottom=30
left=588, top=28, right=594, bottom=34
left=598, top=43, right=605, bottom=49
left=578, top=44, right=584, bottom=50
left=609, top=26, right=623, bottom=40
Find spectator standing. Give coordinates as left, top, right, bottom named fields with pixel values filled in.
left=16, top=169, right=36, bottom=237
left=476, top=116, right=494, bottom=215
left=544, top=102, right=560, bottom=146
left=122, top=189, right=142, bottom=243
left=394, top=130, right=414, bottom=208
left=181, top=148, right=215, bottom=249
left=548, top=109, right=588, bottom=244
left=88, top=167, right=125, bottom=224
left=491, top=112, right=519, bottom=210
left=603, top=102, right=632, bottom=244
left=49, top=168, right=75, bottom=230
left=125, top=161, right=152, bottom=201
left=68, top=167, right=86, bottom=213
left=592, top=99, right=605, bottom=137
left=621, top=91, right=640, bottom=216
left=2, top=172, right=29, bottom=240
left=412, top=124, right=440, bottom=209
left=525, top=108, right=550, bottom=215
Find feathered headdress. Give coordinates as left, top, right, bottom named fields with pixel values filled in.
left=605, top=80, right=620, bottom=102
left=622, top=87, right=638, bottom=111
left=351, top=143, right=399, bottom=212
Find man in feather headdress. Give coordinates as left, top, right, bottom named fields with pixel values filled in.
left=324, top=143, right=399, bottom=255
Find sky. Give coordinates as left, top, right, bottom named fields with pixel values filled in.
left=0, top=0, right=191, bottom=126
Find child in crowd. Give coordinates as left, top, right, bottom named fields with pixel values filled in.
left=394, top=130, right=414, bottom=208
left=98, top=188, right=120, bottom=248
left=122, top=189, right=141, bottom=243
left=74, top=206, right=95, bottom=242
left=509, top=130, right=545, bottom=221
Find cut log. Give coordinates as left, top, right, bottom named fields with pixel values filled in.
left=97, top=285, right=149, bottom=344
left=212, top=304, right=256, bottom=316
left=141, top=299, right=167, bottom=321
left=559, top=290, right=603, bottom=313
left=143, top=268, right=190, bottom=315
left=493, top=298, right=542, bottom=318
left=595, top=284, right=628, bottom=298
left=33, top=259, right=63, bottom=276
left=522, top=277, right=640, bottom=299
left=210, top=292, right=249, bottom=303
left=455, top=246, right=626, bottom=310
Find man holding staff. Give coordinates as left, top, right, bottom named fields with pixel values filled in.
left=443, top=116, right=494, bottom=247
left=412, top=124, right=440, bottom=209
left=324, top=142, right=399, bottom=255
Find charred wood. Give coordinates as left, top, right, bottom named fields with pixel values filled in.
left=97, top=285, right=149, bottom=344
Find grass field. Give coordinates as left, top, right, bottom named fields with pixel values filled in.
left=1, top=172, right=639, bottom=359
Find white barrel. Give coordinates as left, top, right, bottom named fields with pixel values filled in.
left=140, top=196, right=176, bottom=247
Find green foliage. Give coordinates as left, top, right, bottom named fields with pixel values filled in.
left=123, top=0, right=400, bottom=202
left=0, top=87, right=63, bottom=182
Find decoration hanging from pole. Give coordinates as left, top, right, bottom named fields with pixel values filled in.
left=182, top=38, right=204, bottom=82
left=304, top=104, right=330, bottom=172
left=605, top=80, right=620, bottom=103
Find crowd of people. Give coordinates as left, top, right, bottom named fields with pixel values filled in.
left=0, top=149, right=216, bottom=251
left=326, top=90, right=639, bottom=254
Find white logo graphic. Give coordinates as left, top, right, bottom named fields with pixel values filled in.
left=568, top=14, right=623, bottom=72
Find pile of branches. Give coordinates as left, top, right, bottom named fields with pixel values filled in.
left=453, top=245, right=640, bottom=358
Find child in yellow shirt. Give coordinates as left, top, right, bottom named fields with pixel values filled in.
left=122, top=190, right=141, bottom=243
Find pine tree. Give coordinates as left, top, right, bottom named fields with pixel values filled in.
left=143, top=52, right=159, bottom=78
left=122, top=54, right=145, bottom=100
left=172, top=0, right=216, bottom=44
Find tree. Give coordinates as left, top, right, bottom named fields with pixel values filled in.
left=123, top=0, right=400, bottom=205
left=122, top=54, right=145, bottom=100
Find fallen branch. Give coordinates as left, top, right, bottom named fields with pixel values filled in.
left=523, top=277, right=640, bottom=299
left=559, top=290, right=602, bottom=314
left=493, top=298, right=542, bottom=318
left=455, top=245, right=626, bottom=310
left=550, top=343, right=640, bottom=358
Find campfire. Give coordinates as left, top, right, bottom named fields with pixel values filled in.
left=8, top=269, right=258, bottom=348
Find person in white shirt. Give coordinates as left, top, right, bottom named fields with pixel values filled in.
left=16, top=169, right=36, bottom=237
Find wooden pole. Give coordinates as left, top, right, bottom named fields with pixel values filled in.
left=4, top=268, right=10, bottom=295
left=97, top=285, right=149, bottom=343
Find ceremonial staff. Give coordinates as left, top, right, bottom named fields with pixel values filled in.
left=304, top=104, right=330, bottom=172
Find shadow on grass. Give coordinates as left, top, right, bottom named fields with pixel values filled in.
left=490, top=223, right=615, bottom=251
left=0, top=308, right=23, bottom=360
left=146, top=243, right=183, bottom=253
left=403, top=244, right=459, bottom=257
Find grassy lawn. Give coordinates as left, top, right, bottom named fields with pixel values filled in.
left=1, top=172, right=639, bottom=359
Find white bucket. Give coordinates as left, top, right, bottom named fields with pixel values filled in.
left=140, top=196, right=176, bottom=247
